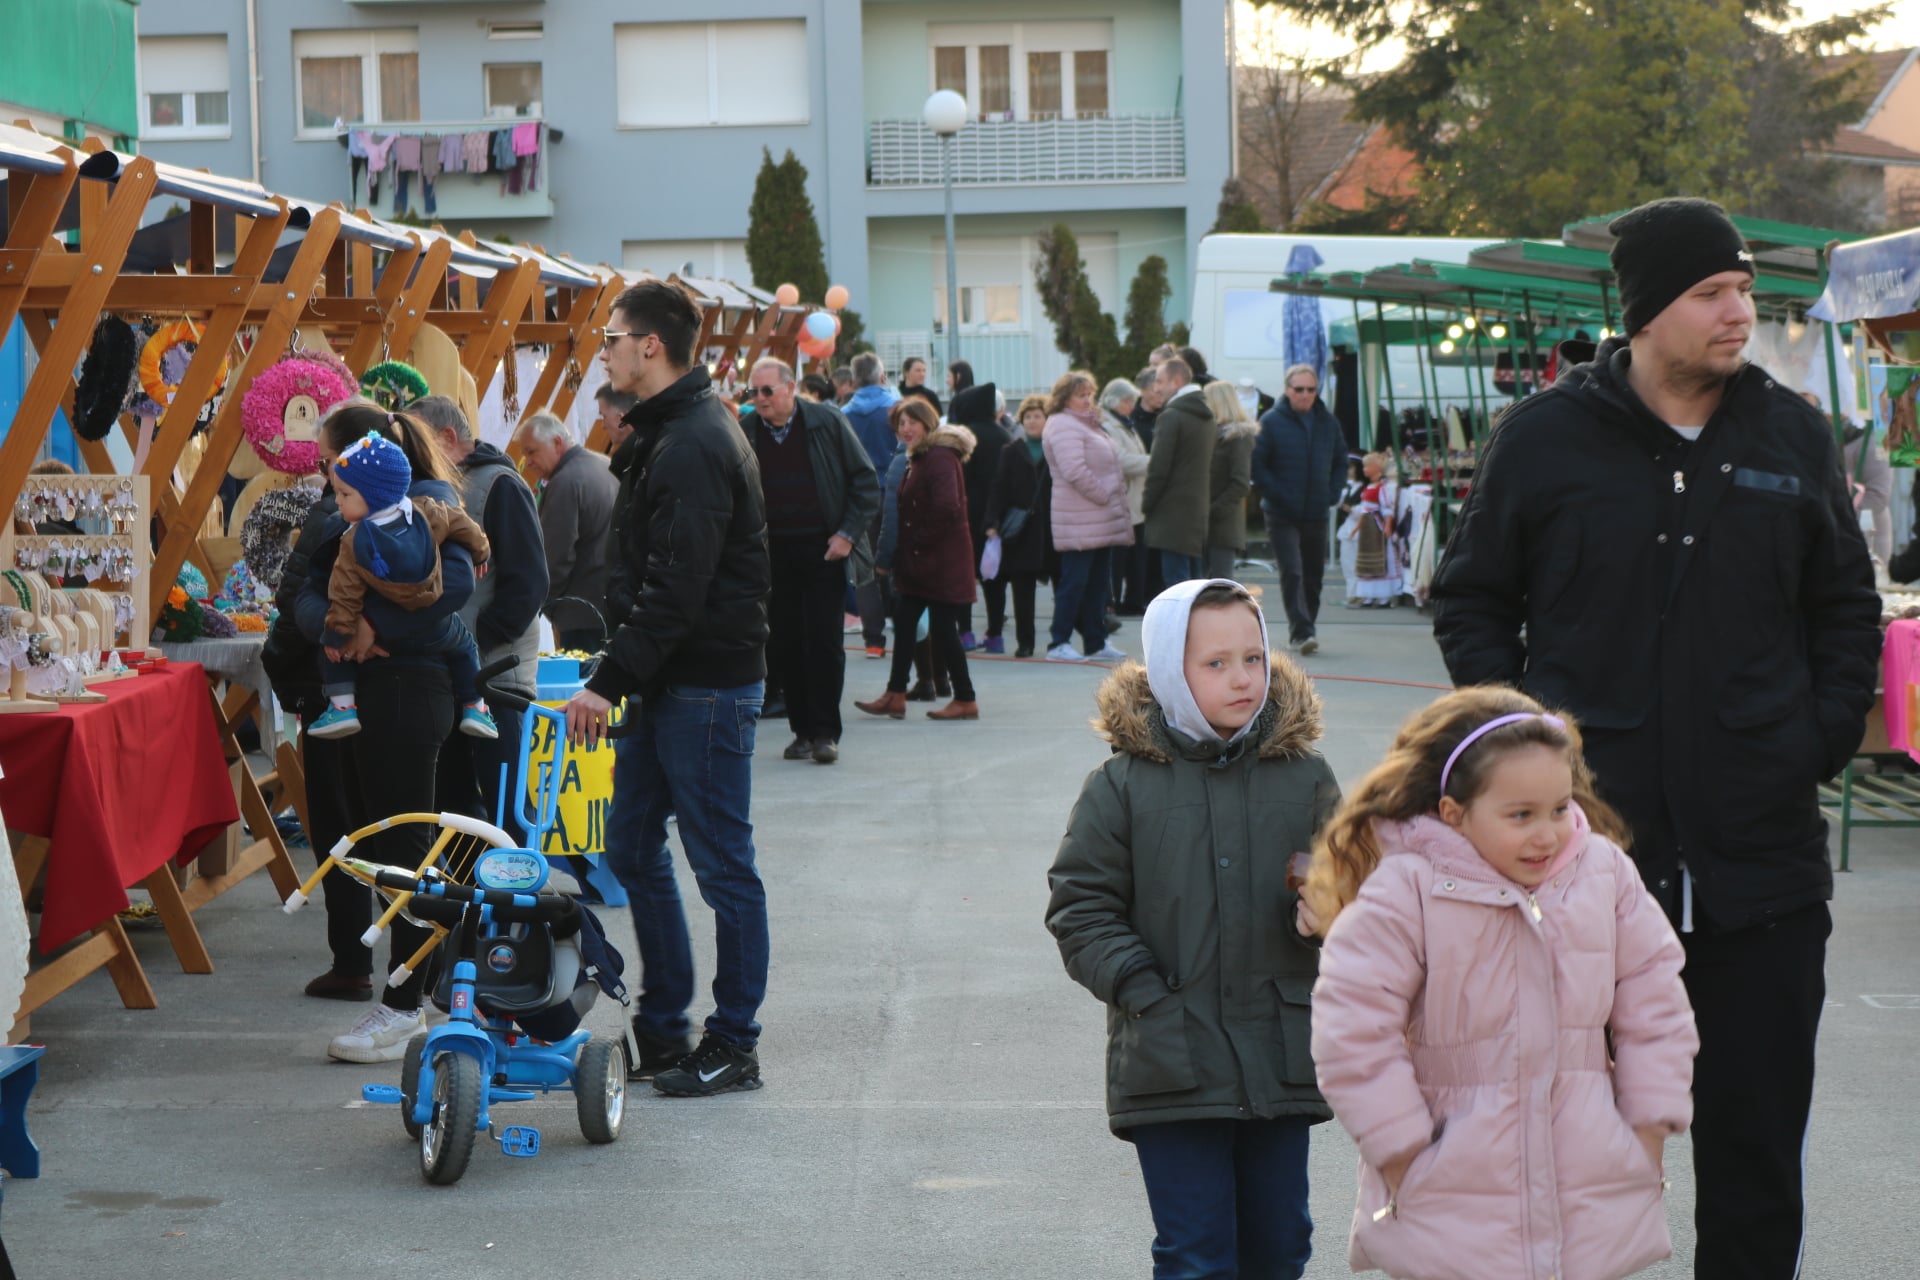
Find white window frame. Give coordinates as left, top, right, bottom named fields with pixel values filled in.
left=139, top=36, right=232, bottom=140
left=927, top=22, right=1112, bottom=123
left=291, top=28, right=420, bottom=140
left=614, top=21, right=810, bottom=130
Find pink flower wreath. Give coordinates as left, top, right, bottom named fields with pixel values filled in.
left=240, top=349, right=359, bottom=475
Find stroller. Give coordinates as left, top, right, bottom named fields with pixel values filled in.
left=285, top=657, right=634, bottom=1185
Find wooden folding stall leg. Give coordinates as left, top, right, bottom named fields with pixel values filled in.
left=187, top=681, right=302, bottom=910
left=11, top=836, right=157, bottom=1041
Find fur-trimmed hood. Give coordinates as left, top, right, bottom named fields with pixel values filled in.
left=910, top=423, right=976, bottom=462
left=1092, top=653, right=1323, bottom=763
left=1217, top=416, right=1261, bottom=443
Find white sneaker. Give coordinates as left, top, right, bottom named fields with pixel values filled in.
left=327, top=1004, right=423, bottom=1063
left=1089, top=644, right=1128, bottom=661
left=1045, top=644, right=1086, bottom=662
left=1297, top=637, right=1320, bottom=656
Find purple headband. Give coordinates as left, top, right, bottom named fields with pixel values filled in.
left=1440, top=712, right=1566, bottom=795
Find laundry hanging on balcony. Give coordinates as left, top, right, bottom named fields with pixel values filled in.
left=347, top=122, right=546, bottom=218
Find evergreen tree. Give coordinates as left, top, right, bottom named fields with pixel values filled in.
left=1034, top=225, right=1124, bottom=383
left=1121, top=255, right=1173, bottom=372
left=1213, top=178, right=1268, bottom=234
left=745, top=148, right=828, bottom=303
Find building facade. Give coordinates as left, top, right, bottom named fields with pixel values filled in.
left=131, top=0, right=1232, bottom=394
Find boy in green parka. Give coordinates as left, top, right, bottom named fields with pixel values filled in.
left=1046, top=577, right=1339, bottom=1279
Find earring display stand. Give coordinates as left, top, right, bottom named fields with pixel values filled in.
left=0, top=475, right=152, bottom=654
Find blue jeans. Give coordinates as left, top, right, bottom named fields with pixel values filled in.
left=1131, top=1118, right=1314, bottom=1280
left=604, top=682, right=768, bottom=1049
left=1158, top=550, right=1204, bottom=588
left=1049, top=547, right=1112, bottom=650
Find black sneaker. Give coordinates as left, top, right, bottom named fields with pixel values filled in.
left=628, top=1027, right=694, bottom=1081
left=810, top=738, right=839, bottom=765
left=653, top=1033, right=763, bottom=1096
left=782, top=735, right=813, bottom=760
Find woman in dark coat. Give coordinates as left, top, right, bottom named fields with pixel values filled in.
left=856, top=398, right=979, bottom=720
left=985, top=394, right=1054, bottom=657
left=279, top=403, right=475, bottom=1062
left=950, top=378, right=1012, bottom=651
left=899, top=355, right=943, bottom=415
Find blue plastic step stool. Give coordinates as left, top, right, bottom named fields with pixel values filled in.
left=0, top=1045, right=45, bottom=1179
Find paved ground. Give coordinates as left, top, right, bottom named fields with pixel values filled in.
left=13, top=578, right=1920, bottom=1278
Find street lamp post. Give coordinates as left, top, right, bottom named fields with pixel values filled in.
left=924, top=89, right=967, bottom=372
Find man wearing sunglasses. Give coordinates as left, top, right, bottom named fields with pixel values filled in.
left=1253, top=363, right=1348, bottom=655
left=740, top=356, right=881, bottom=766
left=566, top=279, right=774, bottom=1098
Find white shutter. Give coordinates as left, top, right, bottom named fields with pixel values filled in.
left=713, top=23, right=809, bottom=125
left=141, top=36, right=229, bottom=94
left=615, top=24, right=712, bottom=127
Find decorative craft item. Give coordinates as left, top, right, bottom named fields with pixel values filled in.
left=72, top=317, right=138, bottom=441
left=138, top=319, right=231, bottom=410
left=156, top=584, right=206, bottom=643
left=240, top=483, right=322, bottom=591
left=241, top=349, right=358, bottom=474
left=359, top=360, right=430, bottom=411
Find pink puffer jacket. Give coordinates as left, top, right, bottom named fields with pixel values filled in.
left=1043, top=409, right=1134, bottom=552
left=1311, top=807, right=1697, bottom=1280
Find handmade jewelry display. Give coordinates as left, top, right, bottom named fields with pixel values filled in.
left=0, top=474, right=152, bottom=651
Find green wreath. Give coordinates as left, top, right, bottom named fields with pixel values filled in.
left=359, top=360, right=430, bottom=412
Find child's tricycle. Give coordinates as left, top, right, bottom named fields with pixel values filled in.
left=284, top=657, right=632, bottom=1185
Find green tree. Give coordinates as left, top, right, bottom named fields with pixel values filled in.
left=1250, top=0, right=1885, bottom=235
left=1213, top=177, right=1268, bottom=233
left=1034, top=224, right=1124, bottom=381
left=745, top=147, right=828, bottom=303
left=1120, top=255, right=1174, bottom=372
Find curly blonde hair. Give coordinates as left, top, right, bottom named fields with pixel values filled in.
left=1303, top=686, right=1629, bottom=932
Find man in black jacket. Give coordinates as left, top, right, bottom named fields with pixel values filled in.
left=565, top=279, right=773, bottom=1098
left=1432, top=198, right=1881, bottom=1280
left=1253, top=364, right=1347, bottom=654
left=416, top=395, right=548, bottom=846
left=741, top=356, right=880, bottom=765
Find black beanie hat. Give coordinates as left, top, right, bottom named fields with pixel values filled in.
left=1608, top=198, right=1755, bottom=335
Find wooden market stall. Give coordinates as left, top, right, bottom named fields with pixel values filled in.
left=0, top=120, right=818, bottom=1038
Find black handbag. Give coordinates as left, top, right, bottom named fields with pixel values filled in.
left=999, top=506, right=1030, bottom=543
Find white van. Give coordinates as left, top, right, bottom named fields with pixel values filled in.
left=1189, top=233, right=1501, bottom=397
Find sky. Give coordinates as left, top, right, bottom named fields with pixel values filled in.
left=1237, top=0, right=1919, bottom=71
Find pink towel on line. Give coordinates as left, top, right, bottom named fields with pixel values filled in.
left=511, top=122, right=540, bottom=157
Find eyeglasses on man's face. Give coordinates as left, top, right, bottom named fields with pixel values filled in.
left=1287, top=383, right=1318, bottom=394
left=600, top=328, right=653, bottom=344
left=748, top=384, right=784, bottom=398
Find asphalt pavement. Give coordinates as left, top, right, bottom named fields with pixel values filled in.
left=13, top=577, right=1920, bottom=1279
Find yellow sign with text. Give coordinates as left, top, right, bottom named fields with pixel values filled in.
left=524, top=702, right=616, bottom=857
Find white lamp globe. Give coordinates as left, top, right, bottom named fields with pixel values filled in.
left=924, top=90, right=968, bottom=136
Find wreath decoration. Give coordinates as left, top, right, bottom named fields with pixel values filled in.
left=239, top=483, right=323, bottom=591
left=72, top=317, right=138, bottom=441
left=138, top=319, right=231, bottom=410
left=240, top=349, right=358, bottom=475
left=359, top=360, right=430, bottom=411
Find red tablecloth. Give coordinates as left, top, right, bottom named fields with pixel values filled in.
left=0, top=663, right=238, bottom=951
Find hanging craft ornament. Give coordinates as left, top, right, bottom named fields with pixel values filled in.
left=359, top=360, right=430, bottom=412
left=241, top=348, right=358, bottom=475
left=240, top=483, right=323, bottom=591
left=72, top=317, right=138, bottom=442
left=138, top=319, right=232, bottom=411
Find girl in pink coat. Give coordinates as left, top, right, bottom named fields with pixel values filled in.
left=1304, top=687, right=1698, bottom=1280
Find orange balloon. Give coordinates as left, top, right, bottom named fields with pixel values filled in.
left=775, top=283, right=800, bottom=307
left=824, top=285, right=849, bottom=311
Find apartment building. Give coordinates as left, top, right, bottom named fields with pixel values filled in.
left=132, top=0, right=1231, bottom=394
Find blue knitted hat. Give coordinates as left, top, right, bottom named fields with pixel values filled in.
left=332, top=430, right=411, bottom=512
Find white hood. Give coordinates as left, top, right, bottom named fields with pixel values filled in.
left=1140, top=578, right=1271, bottom=747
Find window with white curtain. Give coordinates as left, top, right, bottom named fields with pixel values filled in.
left=614, top=21, right=809, bottom=128
left=140, top=36, right=231, bottom=138
left=292, top=28, right=419, bottom=138
left=927, top=23, right=1111, bottom=122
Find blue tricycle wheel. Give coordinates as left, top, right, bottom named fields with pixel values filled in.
left=420, top=1051, right=481, bottom=1185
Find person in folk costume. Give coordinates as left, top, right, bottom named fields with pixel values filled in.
left=1341, top=452, right=1401, bottom=607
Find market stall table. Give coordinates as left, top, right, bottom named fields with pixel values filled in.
left=0, top=663, right=239, bottom=1030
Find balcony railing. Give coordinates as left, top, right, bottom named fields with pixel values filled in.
left=875, top=330, right=1067, bottom=401
left=866, top=115, right=1185, bottom=188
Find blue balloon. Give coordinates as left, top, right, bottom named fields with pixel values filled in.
left=804, top=312, right=837, bottom=342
